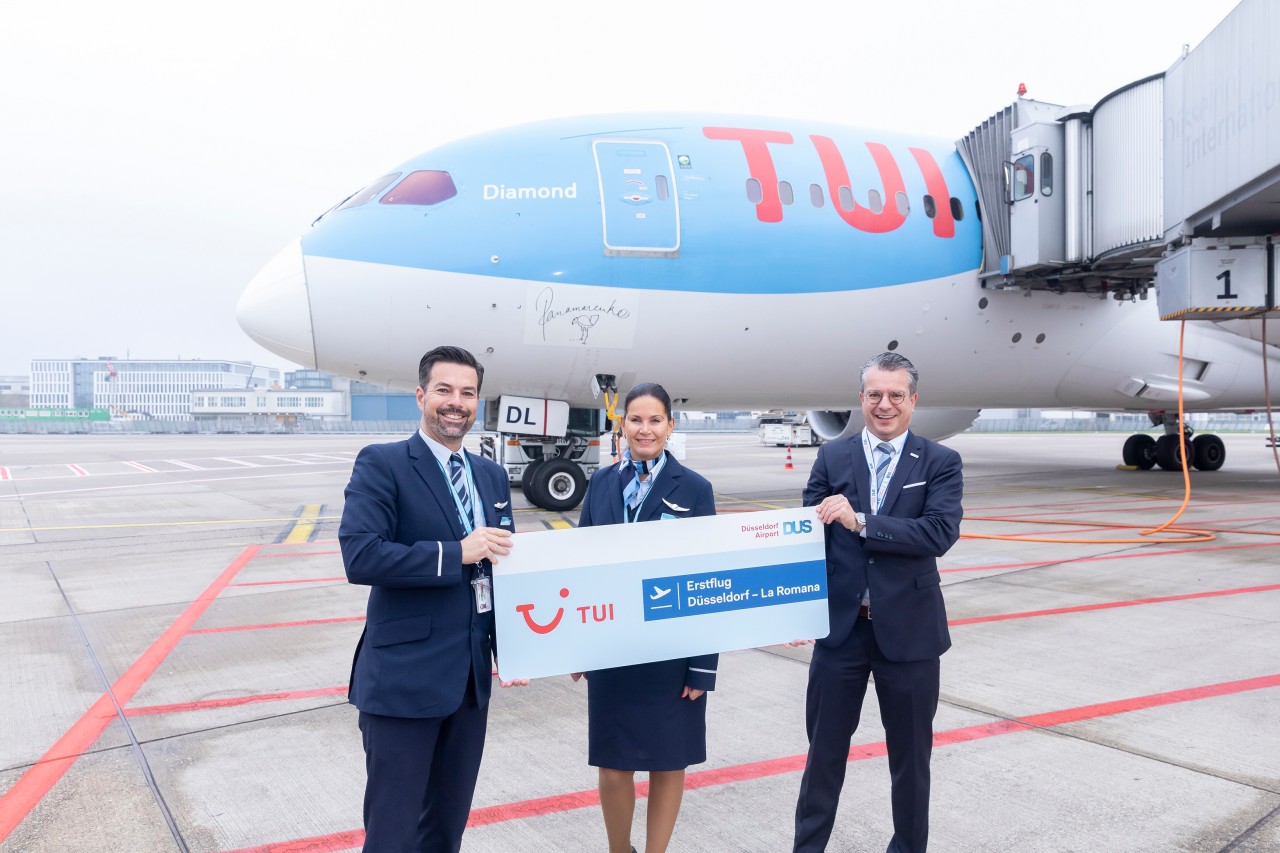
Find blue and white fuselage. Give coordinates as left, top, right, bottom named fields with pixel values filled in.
left=238, top=113, right=1280, bottom=432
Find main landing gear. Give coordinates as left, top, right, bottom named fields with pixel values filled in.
left=1121, top=414, right=1225, bottom=472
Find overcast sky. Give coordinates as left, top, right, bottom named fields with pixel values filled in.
left=0, top=0, right=1242, bottom=377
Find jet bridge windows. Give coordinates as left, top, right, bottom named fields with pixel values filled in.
left=1011, top=154, right=1035, bottom=201
left=380, top=170, right=458, bottom=206
left=1006, top=151, right=1051, bottom=201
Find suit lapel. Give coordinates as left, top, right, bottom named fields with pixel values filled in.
left=466, top=451, right=500, bottom=527
left=599, top=462, right=626, bottom=525
left=878, top=434, right=924, bottom=516
left=409, top=433, right=468, bottom=539
left=847, top=437, right=869, bottom=513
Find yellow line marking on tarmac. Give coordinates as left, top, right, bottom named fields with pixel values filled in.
left=1, top=516, right=341, bottom=533
left=547, top=519, right=573, bottom=530
left=714, top=494, right=797, bottom=510
left=284, top=504, right=324, bottom=543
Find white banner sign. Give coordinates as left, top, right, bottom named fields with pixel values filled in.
left=493, top=507, right=829, bottom=680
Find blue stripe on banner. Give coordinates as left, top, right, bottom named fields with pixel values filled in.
left=641, top=559, right=827, bottom=621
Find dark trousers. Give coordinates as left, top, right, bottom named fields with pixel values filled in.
left=358, top=680, right=489, bottom=853
left=794, top=615, right=940, bottom=853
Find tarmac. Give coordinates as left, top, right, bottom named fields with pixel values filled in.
left=0, top=430, right=1278, bottom=852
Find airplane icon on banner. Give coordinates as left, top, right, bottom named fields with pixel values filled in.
left=649, top=586, right=672, bottom=601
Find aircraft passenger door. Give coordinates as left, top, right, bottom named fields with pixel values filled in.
left=592, top=139, right=680, bottom=257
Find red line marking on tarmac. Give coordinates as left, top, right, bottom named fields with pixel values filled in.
left=942, top=539, right=1280, bottom=574
left=67, top=464, right=88, bottom=476
left=190, top=616, right=365, bottom=634
left=125, top=686, right=348, bottom=717
left=949, top=582, right=1280, bottom=626
left=228, top=577, right=347, bottom=587
left=123, top=460, right=157, bottom=473
left=227, top=828, right=365, bottom=853
left=0, top=467, right=11, bottom=480
left=0, top=546, right=261, bottom=844
left=225, top=672, right=1280, bottom=851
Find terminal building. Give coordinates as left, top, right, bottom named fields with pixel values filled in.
left=190, top=369, right=346, bottom=429
left=0, top=375, right=29, bottom=408
left=29, top=357, right=281, bottom=421
left=188, top=370, right=418, bottom=429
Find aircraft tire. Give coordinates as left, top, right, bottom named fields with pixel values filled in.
left=531, top=458, right=587, bottom=512
left=517, top=461, right=542, bottom=502
left=1122, top=434, right=1157, bottom=470
left=1154, top=434, right=1186, bottom=471
left=1192, top=434, right=1226, bottom=471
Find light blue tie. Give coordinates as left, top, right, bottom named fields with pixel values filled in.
left=874, top=442, right=894, bottom=492
left=449, top=453, right=473, bottom=522
left=621, top=461, right=646, bottom=510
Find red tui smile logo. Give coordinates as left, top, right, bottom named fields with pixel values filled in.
left=515, top=587, right=570, bottom=634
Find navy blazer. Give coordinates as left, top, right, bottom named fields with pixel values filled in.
left=339, top=432, right=515, bottom=718
left=578, top=451, right=719, bottom=692
left=804, top=431, right=963, bottom=661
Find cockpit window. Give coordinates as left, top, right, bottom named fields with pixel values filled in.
left=338, top=173, right=401, bottom=210
left=381, top=171, right=459, bottom=206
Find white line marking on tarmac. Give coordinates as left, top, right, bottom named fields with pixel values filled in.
left=214, top=457, right=262, bottom=467
left=301, top=453, right=354, bottom=462
left=123, top=461, right=158, bottom=473
left=262, top=455, right=313, bottom=464
left=0, top=467, right=351, bottom=500
left=165, top=459, right=204, bottom=470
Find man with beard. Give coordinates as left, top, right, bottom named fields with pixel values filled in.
left=340, top=345, right=518, bottom=852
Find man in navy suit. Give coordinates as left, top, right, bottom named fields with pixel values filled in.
left=339, top=345, right=518, bottom=853
left=793, top=352, right=963, bottom=853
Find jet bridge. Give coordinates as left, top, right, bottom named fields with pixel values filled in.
left=957, top=0, right=1280, bottom=321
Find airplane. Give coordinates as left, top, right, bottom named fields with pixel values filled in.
left=236, top=110, right=1280, bottom=509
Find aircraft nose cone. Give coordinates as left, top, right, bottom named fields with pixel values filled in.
left=236, top=239, right=316, bottom=367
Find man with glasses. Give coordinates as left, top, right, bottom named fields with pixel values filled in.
left=793, top=352, right=964, bottom=853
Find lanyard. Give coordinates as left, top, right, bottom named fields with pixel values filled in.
left=862, top=431, right=899, bottom=514
left=435, top=452, right=481, bottom=535
left=621, top=452, right=667, bottom=524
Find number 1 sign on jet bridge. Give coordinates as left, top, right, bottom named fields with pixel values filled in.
left=492, top=507, right=828, bottom=681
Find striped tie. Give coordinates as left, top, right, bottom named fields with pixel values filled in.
left=875, top=442, right=894, bottom=492
left=449, top=453, right=473, bottom=522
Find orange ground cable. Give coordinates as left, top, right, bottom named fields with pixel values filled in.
left=962, top=321, right=1214, bottom=545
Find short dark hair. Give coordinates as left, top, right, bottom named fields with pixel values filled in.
left=418, top=346, right=484, bottom=392
left=624, top=382, right=672, bottom=418
left=860, top=352, right=918, bottom=395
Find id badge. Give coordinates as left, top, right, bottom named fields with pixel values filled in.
left=472, top=575, right=492, bottom=614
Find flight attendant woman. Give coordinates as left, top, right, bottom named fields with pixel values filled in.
left=574, top=383, right=717, bottom=853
